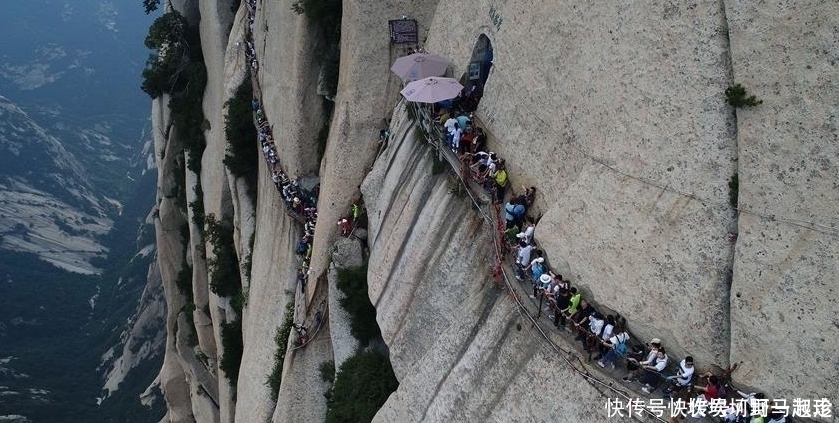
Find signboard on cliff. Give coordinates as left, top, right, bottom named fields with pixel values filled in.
left=389, top=19, right=418, bottom=44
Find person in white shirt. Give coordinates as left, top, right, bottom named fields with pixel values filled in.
left=597, top=326, right=630, bottom=369
left=444, top=117, right=457, bottom=148
left=599, top=315, right=616, bottom=345
left=662, top=356, right=695, bottom=398
left=639, top=348, right=669, bottom=393
left=515, top=240, right=533, bottom=280
left=517, top=217, right=535, bottom=244
left=451, top=123, right=463, bottom=152
left=622, top=338, right=662, bottom=382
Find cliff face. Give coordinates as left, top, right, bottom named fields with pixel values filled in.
left=149, top=0, right=838, bottom=421
left=725, top=0, right=839, bottom=400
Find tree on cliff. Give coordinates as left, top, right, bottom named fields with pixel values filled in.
left=140, top=10, right=202, bottom=99
left=141, top=0, right=164, bottom=15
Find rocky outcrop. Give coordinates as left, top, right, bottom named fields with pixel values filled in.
left=152, top=93, right=194, bottom=423
left=363, top=109, right=635, bottom=422
left=426, top=0, right=740, bottom=367
left=100, top=254, right=166, bottom=400
left=305, top=0, right=441, bottom=298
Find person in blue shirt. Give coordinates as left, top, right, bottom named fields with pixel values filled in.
left=504, top=198, right=525, bottom=229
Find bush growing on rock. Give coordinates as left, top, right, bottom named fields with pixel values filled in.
left=204, top=214, right=243, bottom=299
left=725, top=84, right=763, bottom=108
left=266, top=302, right=295, bottom=399
left=324, top=351, right=398, bottom=423
left=219, top=318, right=243, bottom=387
left=223, top=77, right=259, bottom=180
left=336, top=265, right=381, bottom=346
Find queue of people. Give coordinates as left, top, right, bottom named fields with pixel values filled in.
left=417, top=89, right=799, bottom=423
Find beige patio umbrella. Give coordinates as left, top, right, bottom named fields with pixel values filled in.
left=391, top=53, right=450, bottom=82
left=400, top=76, right=464, bottom=103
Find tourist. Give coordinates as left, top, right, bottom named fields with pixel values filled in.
left=549, top=287, right=571, bottom=328
left=451, top=122, right=463, bottom=153
left=504, top=198, right=525, bottom=229
left=518, top=216, right=535, bottom=244
left=444, top=116, right=457, bottom=146
left=597, top=324, right=630, bottom=369
left=338, top=218, right=351, bottom=236
left=297, top=269, right=306, bottom=294
left=622, top=338, right=662, bottom=382
left=494, top=162, right=508, bottom=202
left=639, top=348, right=669, bottom=394
left=663, top=356, right=695, bottom=397
left=456, top=113, right=470, bottom=132
left=515, top=240, right=533, bottom=280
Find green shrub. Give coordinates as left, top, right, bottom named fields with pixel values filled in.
left=142, top=0, right=161, bottom=14
left=241, top=232, right=255, bottom=287
left=140, top=10, right=207, bottom=172
left=325, top=351, right=398, bottom=423
left=319, top=360, right=335, bottom=382
left=175, top=261, right=193, bottom=299
left=189, top=184, right=205, bottom=230
left=219, top=318, right=243, bottom=387
left=232, top=290, right=247, bottom=315
left=182, top=302, right=198, bottom=347
left=266, top=302, right=295, bottom=399
left=204, top=214, right=243, bottom=298
left=141, top=11, right=191, bottom=98
left=169, top=62, right=208, bottom=172
left=336, top=266, right=380, bottom=346
left=223, top=77, right=259, bottom=179
left=725, top=84, right=763, bottom=108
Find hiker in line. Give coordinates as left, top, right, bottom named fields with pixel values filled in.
left=638, top=348, right=669, bottom=394
left=622, top=338, right=663, bottom=382
left=597, top=324, right=630, bottom=369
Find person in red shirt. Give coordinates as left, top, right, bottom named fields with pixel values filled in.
left=693, top=374, right=724, bottom=401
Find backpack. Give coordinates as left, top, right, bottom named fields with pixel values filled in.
left=614, top=334, right=628, bottom=356
left=531, top=261, right=545, bottom=281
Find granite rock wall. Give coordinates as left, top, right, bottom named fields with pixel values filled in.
left=150, top=0, right=838, bottom=420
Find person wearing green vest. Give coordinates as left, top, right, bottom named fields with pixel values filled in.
left=351, top=203, right=362, bottom=223
left=563, top=287, right=581, bottom=328
left=494, top=162, right=508, bottom=203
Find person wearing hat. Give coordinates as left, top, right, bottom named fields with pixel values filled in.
left=536, top=273, right=554, bottom=297
left=622, top=338, right=663, bottom=382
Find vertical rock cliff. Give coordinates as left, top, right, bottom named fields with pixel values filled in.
left=148, top=0, right=837, bottom=421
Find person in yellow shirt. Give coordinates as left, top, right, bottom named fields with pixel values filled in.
left=494, top=162, right=508, bottom=203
